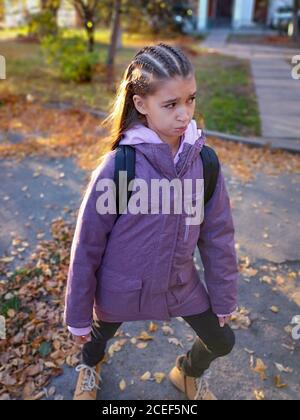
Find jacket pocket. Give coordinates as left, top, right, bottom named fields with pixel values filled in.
left=176, top=262, right=194, bottom=286
left=96, top=265, right=143, bottom=315
left=183, top=191, right=204, bottom=243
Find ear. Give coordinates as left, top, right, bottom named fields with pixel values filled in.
left=132, top=95, right=148, bottom=116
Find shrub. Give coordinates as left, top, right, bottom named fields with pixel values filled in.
left=27, top=10, right=59, bottom=40
left=41, top=35, right=100, bottom=82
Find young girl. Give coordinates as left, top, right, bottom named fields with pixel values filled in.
left=64, top=43, right=239, bottom=401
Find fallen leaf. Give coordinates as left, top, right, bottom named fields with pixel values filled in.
left=148, top=322, right=158, bottom=333
left=168, top=338, right=184, bottom=348
left=140, top=371, right=152, bottom=381
left=136, top=342, right=148, bottom=350
left=161, top=325, right=174, bottom=335
left=252, top=359, right=268, bottom=381
left=153, top=372, right=166, bottom=384
left=274, top=363, right=293, bottom=374
left=119, top=379, right=126, bottom=391
left=274, top=375, right=288, bottom=389
left=254, top=390, right=265, bottom=400
left=137, top=331, right=154, bottom=341
left=270, top=306, right=279, bottom=314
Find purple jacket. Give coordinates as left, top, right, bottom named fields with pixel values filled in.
left=64, top=120, right=239, bottom=333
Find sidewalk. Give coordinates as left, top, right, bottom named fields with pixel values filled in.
left=201, top=29, right=300, bottom=151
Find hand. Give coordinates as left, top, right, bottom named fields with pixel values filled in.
left=218, top=316, right=231, bottom=328
left=72, top=333, right=92, bottom=346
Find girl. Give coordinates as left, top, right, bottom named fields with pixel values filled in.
left=64, top=43, right=239, bottom=401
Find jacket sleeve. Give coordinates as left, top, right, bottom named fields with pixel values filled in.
left=197, top=164, right=239, bottom=315
left=64, top=151, right=117, bottom=329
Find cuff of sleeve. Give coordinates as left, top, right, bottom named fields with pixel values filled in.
left=68, top=326, right=92, bottom=336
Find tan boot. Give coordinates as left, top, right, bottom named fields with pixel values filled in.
left=73, top=362, right=103, bottom=400
left=169, top=355, right=217, bottom=400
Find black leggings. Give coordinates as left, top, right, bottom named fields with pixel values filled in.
left=82, top=308, right=235, bottom=378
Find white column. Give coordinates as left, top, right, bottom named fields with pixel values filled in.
left=233, top=0, right=255, bottom=29
left=197, top=0, right=209, bottom=32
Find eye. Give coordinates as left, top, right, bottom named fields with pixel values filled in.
left=165, top=103, right=176, bottom=109
left=164, top=97, right=196, bottom=109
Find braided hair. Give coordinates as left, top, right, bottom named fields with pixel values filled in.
left=100, top=43, right=195, bottom=151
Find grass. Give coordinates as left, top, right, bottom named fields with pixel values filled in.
left=0, top=27, right=261, bottom=136
left=194, top=52, right=261, bottom=136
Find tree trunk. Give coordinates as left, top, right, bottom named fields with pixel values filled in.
left=106, top=0, right=122, bottom=87
left=87, top=25, right=95, bottom=52
left=293, top=0, right=299, bottom=40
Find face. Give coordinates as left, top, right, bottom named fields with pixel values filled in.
left=132, top=74, right=197, bottom=145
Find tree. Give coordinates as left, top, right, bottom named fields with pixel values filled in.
left=0, top=0, right=4, bottom=22
left=41, top=0, right=61, bottom=18
left=106, top=0, right=122, bottom=86
left=292, top=0, right=299, bottom=40
left=71, top=0, right=102, bottom=52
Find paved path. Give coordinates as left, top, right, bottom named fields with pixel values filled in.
left=201, top=29, right=300, bottom=145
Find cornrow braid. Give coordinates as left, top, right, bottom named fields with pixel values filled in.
left=104, top=43, right=195, bottom=151
left=158, top=43, right=191, bottom=76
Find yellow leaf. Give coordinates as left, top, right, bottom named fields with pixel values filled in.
left=253, top=358, right=267, bottom=381
left=148, top=322, right=158, bottom=333
left=137, top=331, right=154, bottom=341
left=254, top=390, right=265, bottom=400
left=119, top=379, right=126, bottom=391
left=140, top=371, right=152, bottom=381
left=154, top=372, right=166, bottom=384
left=274, top=375, right=288, bottom=389
left=270, top=306, right=279, bottom=314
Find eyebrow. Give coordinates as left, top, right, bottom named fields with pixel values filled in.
left=161, top=91, right=198, bottom=105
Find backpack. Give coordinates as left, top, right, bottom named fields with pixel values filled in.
left=114, top=144, right=220, bottom=221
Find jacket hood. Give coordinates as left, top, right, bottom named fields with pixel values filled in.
left=119, top=119, right=206, bottom=179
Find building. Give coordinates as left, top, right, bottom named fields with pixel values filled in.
left=4, top=0, right=76, bottom=28
left=197, top=0, right=294, bottom=31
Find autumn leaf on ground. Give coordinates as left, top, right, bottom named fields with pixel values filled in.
left=153, top=372, right=166, bottom=384
left=137, top=331, right=154, bottom=341
left=140, top=371, right=152, bottom=381
left=274, top=375, right=288, bottom=389
left=230, top=307, right=251, bottom=330
left=119, top=379, right=126, bottom=391
left=136, top=342, right=148, bottom=350
left=274, top=363, right=293, bottom=374
left=148, top=322, right=158, bottom=333
left=252, top=359, right=268, bottom=381
left=254, top=389, right=265, bottom=400
left=168, top=338, right=184, bottom=348
left=108, top=339, right=127, bottom=358
left=161, top=325, right=174, bottom=335
left=270, top=306, right=279, bottom=314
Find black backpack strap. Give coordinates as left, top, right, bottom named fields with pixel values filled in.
left=114, top=144, right=219, bottom=220
left=114, top=145, right=136, bottom=220
left=200, top=145, right=220, bottom=206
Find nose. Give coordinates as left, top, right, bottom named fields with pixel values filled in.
left=176, top=107, right=189, bottom=123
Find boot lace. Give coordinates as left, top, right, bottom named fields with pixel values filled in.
left=76, top=364, right=102, bottom=393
